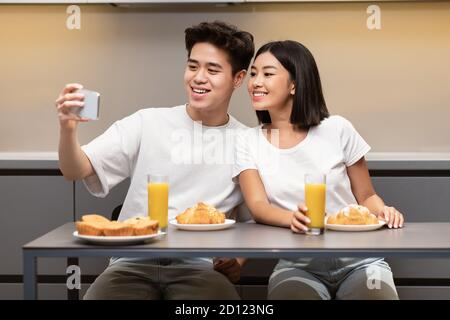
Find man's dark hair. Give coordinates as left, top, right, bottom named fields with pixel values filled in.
left=254, top=40, right=329, bottom=129
left=185, top=21, right=255, bottom=75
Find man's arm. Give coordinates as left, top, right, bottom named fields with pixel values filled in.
left=58, top=129, right=94, bottom=180
left=55, top=83, right=95, bottom=181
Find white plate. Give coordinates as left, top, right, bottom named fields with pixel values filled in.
left=325, top=218, right=386, bottom=232
left=169, top=219, right=235, bottom=231
left=73, top=231, right=166, bottom=245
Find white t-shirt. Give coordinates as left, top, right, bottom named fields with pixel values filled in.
left=81, top=105, right=246, bottom=265
left=232, top=115, right=371, bottom=215
left=82, top=104, right=246, bottom=221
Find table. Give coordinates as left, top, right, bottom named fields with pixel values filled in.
left=23, top=222, right=450, bottom=299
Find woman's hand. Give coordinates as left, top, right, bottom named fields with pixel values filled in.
left=378, top=206, right=404, bottom=229
left=291, top=204, right=311, bottom=233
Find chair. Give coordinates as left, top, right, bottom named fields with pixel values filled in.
left=111, top=204, right=123, bottom=221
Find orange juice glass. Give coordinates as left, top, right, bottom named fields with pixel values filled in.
left=304, top=173, right=326, bottom=235
left=148, top=174, right=169, bottom=232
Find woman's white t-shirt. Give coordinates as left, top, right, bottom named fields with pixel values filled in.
left=232, top=115, right=371, bottom=215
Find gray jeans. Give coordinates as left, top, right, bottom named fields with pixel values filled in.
left=84, top=258, right=240, bottom=300
left=268, top=258, right=398, bottom=300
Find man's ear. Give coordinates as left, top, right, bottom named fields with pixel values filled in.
left=233, top=70, right=247, bottom=89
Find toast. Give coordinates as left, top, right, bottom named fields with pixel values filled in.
left=76, top=214, right=159, bottom=236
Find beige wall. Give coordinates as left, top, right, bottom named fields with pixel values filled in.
left=0, top=2, right=449, bottom=152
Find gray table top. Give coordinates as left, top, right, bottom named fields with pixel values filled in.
left=22, top=222, right=450, bottom=258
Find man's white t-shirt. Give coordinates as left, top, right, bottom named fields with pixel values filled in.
left=81, top=105, right=246, bottom=265
left=232, top=115, right=371, bottom=216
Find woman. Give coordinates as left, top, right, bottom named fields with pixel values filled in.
left=233, top=40, right=404, bottom=300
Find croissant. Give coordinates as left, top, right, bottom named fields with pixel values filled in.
left=327, top=205, right=379, bottom=225
left=176, top=202, right=225, bottom=224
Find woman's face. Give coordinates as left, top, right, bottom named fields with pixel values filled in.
left=247, top=51, right=295, bottom=112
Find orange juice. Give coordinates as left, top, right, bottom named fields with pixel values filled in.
left=305, top=183, right=326, bottom=229
left=148, top=182, right=169, bottom=229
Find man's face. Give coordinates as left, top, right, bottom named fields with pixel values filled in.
left=184, top=42, right=238, bottom=113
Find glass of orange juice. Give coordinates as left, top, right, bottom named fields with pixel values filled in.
left=148, top=174, right=169, bottom=232
left=304, top=173, right=326, bottom=235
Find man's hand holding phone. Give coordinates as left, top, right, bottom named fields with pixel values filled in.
left=55, top=83, right=98, bottom=180
left=55, top=83, right=100, bottom=132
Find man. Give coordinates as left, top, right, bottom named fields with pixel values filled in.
left=55, top=21, right=254, bottom=299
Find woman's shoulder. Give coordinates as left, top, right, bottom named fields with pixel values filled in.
left=234, top=126, right=261, bottom=148
left=317, top=115, right=353, bottom=132
left=320, top=114, right=350, bottom=125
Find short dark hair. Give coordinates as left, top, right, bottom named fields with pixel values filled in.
left=185, top=21, right=255, bottom=75
left=254, top=40, right=329, bottom=129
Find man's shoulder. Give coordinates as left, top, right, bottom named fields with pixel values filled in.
left=138, top=104, right=185, bottom=116
left=135, top=105, right=187, bottom=124
left=228, top=115, right=250, bottom=130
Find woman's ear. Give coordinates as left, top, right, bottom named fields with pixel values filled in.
left=290, top=82, right=296, bottom=95
left=233, top=70, right=247, bottom=89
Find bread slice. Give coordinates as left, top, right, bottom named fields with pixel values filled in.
left=81, top=214, right=110, bottom=224
left=123, top=216, right=151, bottom=225
left=123, top=216, right=158, bottom=235
left=102, top=221, right=134, bottom=236
left=77, top=214, right=158, bottom=237
left=76, top=221, right=104, bottom=236
left=132, top=220, right=159, bottom=235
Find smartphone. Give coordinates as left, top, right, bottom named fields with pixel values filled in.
left=71, top=89, right=100, bottom=120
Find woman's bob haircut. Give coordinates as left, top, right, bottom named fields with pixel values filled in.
left=254, top=40, right=329, bottom=129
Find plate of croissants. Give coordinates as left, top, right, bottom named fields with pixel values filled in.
left=74, top=214, right=165, bottom=245
left=325, top=204, right=386, bottom=232
left=170, top=202, right=236, bottom=231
